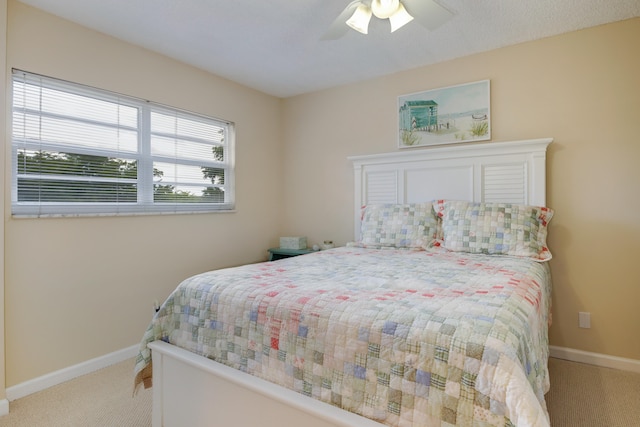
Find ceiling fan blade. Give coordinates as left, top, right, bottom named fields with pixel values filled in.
left=402, top=0, right=455, bottom=31
left=321, top=0, right=365, bottom=40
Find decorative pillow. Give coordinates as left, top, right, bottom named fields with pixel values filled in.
left=434, top=200, right=553, bottom=261
left=357, top=203, right=439, bottom=249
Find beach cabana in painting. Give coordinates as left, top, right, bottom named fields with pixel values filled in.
left=398, top=80, right=490, bottom=148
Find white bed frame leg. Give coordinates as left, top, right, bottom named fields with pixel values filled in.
left=150, top=344, right=163, bottom=427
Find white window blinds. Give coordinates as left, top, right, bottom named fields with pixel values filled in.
left=11, top=70, right=235, bottom=217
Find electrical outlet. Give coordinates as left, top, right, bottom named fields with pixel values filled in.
left=579, top=312, right=591, bottom=329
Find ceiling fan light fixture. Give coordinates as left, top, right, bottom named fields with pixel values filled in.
left=346, top=4, right=373, bottom=34
left=389, top=3, right=414, bottom=32
left=371, top=0, right=400, bottom=19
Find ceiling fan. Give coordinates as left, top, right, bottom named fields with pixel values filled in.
left=323, top=0, right=455, bottom=40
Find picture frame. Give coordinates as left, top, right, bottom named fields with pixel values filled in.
left=398, top=80, right=491, bottom=148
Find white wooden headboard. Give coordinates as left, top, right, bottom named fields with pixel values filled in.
left=348, top=138, right=552, bottom=240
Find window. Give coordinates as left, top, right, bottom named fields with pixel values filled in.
left=11, top=69, right=235, bottom=217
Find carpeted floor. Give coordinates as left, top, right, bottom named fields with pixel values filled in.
left=0, top=359, right=151, bottom=427
left=545, top=358, right=640, bottom=426
left=0, top=357, right=638, bottom=426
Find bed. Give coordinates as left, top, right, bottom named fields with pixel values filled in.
left=134, top=138, right=554, bottom=427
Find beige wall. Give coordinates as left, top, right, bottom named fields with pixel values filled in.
left=282, top=18, right=640, bottom=361
left=4, top=1, right=283, bottom=386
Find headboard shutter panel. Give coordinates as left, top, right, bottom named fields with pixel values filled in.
left=365, top=171, right=399, bottom=204
left=482, top=163, right=527, bottom=204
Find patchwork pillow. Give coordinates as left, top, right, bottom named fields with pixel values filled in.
left=357, top=203, right=439, bottom=249
left=434, top=200, right=554, bottom=261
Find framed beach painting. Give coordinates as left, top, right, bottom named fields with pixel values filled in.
left=398, top=80, right=490, bottom=148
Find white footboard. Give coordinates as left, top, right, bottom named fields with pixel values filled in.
left=148, top=341, right=385, bottom=427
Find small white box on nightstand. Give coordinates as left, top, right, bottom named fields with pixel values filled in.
left=280, top=236, right=307, bottom=250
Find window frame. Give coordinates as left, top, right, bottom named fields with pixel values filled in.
left=11, top=70, right=235, bottom=217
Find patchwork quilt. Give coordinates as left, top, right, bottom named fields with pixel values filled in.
left=134, top=247, right=552, bottom=427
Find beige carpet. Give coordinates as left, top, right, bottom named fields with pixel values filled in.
left=0, top=357, right=638, bottom=426
left=0, top=359, right=151, bottom=427
left=545, top=357, right=640, bottom=426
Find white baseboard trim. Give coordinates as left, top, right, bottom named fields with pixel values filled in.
left=550, top=345, right=640, bottom=374
left=0, top=399, right=8, bottom=417
left=6, top=344, right=138, bottom=402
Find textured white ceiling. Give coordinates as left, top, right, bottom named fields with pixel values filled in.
left=17, top=0, right=640, bottom=98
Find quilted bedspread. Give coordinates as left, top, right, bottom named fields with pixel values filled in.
left=134, top=247, right=552, bottom=427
